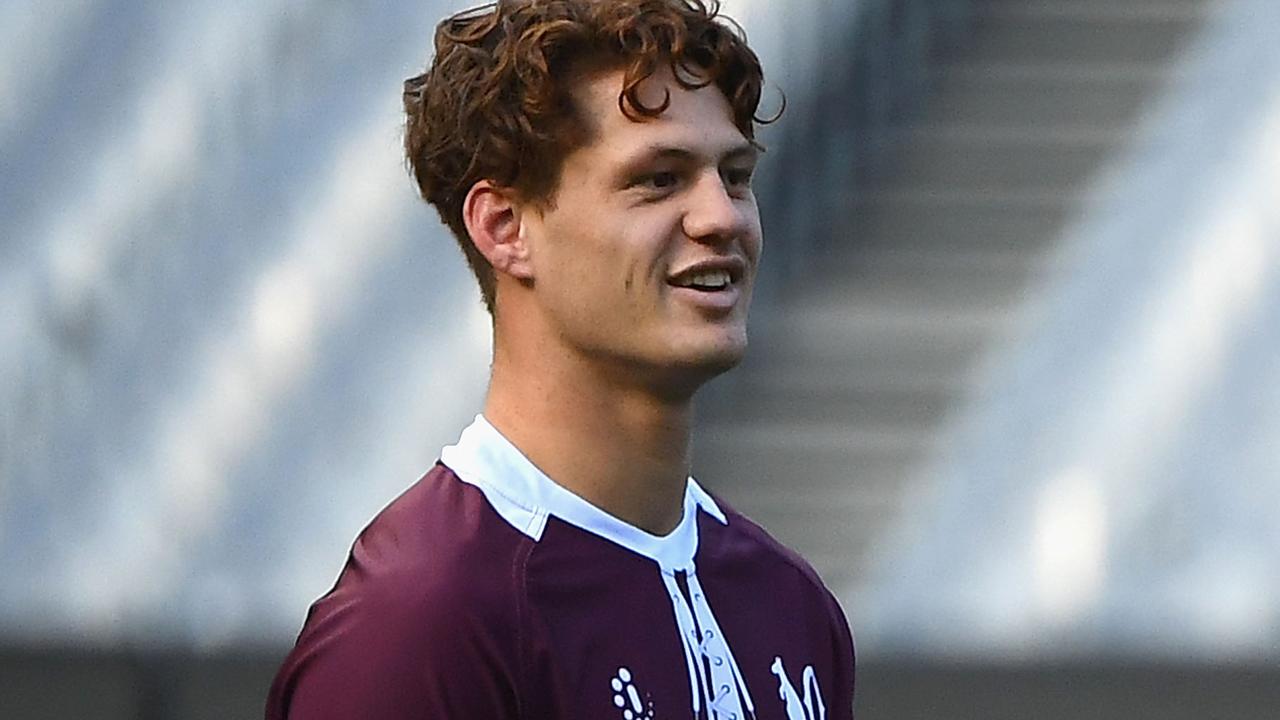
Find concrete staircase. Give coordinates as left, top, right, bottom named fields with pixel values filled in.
left=693, top=0, right=1219, bottom=600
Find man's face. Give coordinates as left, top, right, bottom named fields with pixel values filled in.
left=517, top=65, right=762, bottom=395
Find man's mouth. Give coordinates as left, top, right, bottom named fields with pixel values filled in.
left=667, top=258, right=745, bottom=293
left=670, top=269, right=732, bottom=292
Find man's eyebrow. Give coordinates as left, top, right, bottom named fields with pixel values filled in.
left=625, top=142, right=760, bottom=167
left=721, top=144, right=760, bottom=164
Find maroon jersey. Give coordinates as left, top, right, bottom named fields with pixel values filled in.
left=267, top=416, right=855, bottom=719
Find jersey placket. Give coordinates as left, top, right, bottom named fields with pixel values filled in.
left=662, top=566, right=756, bottom=720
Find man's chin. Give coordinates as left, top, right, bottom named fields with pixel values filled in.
left=694, top=342, right=747, bottom=375
left=663, top=336, right=748, bottom=387
left=591, top=327, right=749, bottom=398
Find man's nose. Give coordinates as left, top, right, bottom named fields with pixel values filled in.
left=682, top=171, right=751, bottom=244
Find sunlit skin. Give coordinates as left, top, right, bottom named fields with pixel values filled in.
left=463, top=65, right=762, bottom=535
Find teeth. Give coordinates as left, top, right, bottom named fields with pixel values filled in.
left=681, top=269, right=730, bottom=289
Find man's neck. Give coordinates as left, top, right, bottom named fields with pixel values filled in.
left=483, top=346, right=695, bottom=536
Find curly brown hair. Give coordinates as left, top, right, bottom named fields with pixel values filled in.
left=403, top=0, right=776, bottom=313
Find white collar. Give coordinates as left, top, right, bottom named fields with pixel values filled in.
left=440, top=414, right=726, bottom=572
left=442, top=415, right=754, bottom=715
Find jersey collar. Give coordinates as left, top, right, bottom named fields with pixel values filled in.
left=440, top=414, right=726, bottom=571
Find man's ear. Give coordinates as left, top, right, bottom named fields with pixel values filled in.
left=462, top=180, right=534, bottom=281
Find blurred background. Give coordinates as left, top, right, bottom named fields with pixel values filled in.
left=2, top=0, right=1277, bottom=717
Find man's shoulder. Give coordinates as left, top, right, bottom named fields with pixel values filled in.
left=360, top=461, right=533, bottom=566
left=699, top=489, right=839, bottom=602
left=698, top=491, right=856, bottom=678
left=308, top=463, right=534, bottom=635
left=267, top=464, right=532, bottom=717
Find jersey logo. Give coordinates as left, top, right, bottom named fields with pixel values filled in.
left=611, top=659, right=829, bottom=720
left=611, top=667, right=655, bottom=720
left=770, top=657, right=827, bottom=720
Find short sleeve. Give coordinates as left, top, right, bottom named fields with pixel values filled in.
left=265, top=566, right=524, bottom=719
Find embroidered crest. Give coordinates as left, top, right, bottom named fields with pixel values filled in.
left=770, top=657, right=826, bottom=720
left=611, top=667, right=655, bottom=720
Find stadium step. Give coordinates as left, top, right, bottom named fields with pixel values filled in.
left=695, top=0, right=1218, bottom=603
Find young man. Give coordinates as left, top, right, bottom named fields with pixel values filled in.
left=266, top=1, right=854, bottom=718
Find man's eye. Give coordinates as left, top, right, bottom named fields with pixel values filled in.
left=647, top=171, right=678, bottom=189
left=724, top=167, right=754, bottom=187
